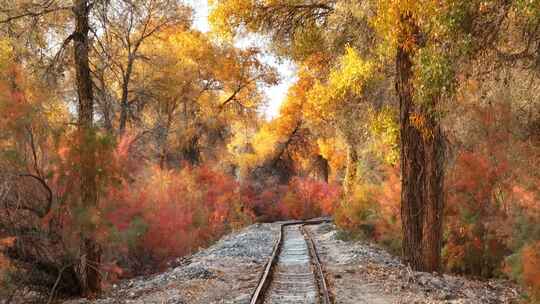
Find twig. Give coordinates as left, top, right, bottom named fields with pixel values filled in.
left=47, top=264, right=72, bottom=304
left=406, top=264, right=416, bottom=284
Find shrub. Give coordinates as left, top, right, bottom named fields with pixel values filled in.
left=443, top=101, right=540, bottom=300
left=444, top=151, right=511, bottom=277
left=248, top=182, right=288, bottom=222
left=335, top=166, right=402, bottom=253
left=505, top=241, right=540, bottom=303
left=521, top=242, right=540, bottom=302
left=277, top=177, right=341, bottom=220
left=102, top=165, right=255, bottom=273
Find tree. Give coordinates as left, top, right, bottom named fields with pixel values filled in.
left=393, top=12, right=445, bottom=272
left=138, top=28, right=277, bottom=167
left=91, top=0, right=190, bottom=135
left=73, top=0, right=101, bottom=295
left=378, top=0, right=540, bottom=272
left=209, top=0, right=446, bottom=271
left=1, top=0, right=103, bottom=294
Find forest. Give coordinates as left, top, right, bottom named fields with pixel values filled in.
left=0, top=0, right=539, bottom=303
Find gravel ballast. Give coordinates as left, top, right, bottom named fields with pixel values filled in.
left=306, top=222, right=521, bottom=304
left=67, top=223, right=280, bottom=304
left=64, top=221, right=521, bottom=304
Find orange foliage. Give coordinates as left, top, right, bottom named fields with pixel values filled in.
left=444, top=102, right=540, bottom=280
left=0, top=237, right=16, bottom=292
left=444, top=147, right=512, bottom=276
left=103, top=165, right=254, bottom=270
left=522, top=242, right=540, bottom=302
left=372, top=167, right=402, bottom=242
left=0, top=237, right=15, bottom=267
left=278, top=177, right=341, bottom=220
left=335, top=166, right=402, bottom=251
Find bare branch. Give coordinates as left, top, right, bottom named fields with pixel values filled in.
left=0, top=5, right=71, bottom=24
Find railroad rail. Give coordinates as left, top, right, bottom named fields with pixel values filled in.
left=250, top=219, right=332, bottom=304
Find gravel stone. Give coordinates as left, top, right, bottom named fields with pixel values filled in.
left=59, top=221, right=520, bottom=304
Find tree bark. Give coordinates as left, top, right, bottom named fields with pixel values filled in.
left=312, top=154, right=329, bottom=182
left=118, top=57, right=134, bottom=135
left=73, top=0, right=101, bottom=295
left=344, top=145, right=358, bottom=197
left=396, top=14, right=445, bottom=272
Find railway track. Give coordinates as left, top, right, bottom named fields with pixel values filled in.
left=250, top=220, right=331, bottom=304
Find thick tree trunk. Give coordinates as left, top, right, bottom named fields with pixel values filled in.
left=396, top=15, right=445, bottom=273
left=73, top=0, right=101, bottom=295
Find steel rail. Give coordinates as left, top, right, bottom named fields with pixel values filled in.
left=249, top=219, right=332, bottom=304
left=302, top=224, right=331, bottom=304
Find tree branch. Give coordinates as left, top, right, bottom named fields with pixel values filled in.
left=0, top=5, right=71, bottom=24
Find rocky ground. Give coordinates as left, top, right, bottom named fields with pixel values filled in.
left=63, top=221, right=520, bottom=304
left=68, top=223, right=280, bottom=304
left=306, top=223, right=521, bottom=304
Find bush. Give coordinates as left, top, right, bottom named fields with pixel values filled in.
left=102, top=165, right=255, bottom=274
left=505, top=241, right=540, bottom=303
left=444, top=150, right=511, bottom=277
left=248, top=182, right=288, bottom=222
left=277, top=177, right=341, bottom=220
left=335, top=166, right=402, bottom=253
left=443, top=101, right=540, bottom=301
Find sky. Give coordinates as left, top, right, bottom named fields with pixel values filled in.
left=186, top=0, right=297, bottom=119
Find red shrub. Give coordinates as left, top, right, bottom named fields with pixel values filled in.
left=335, top=166, right=401, bottom=252
left=248, top=184, right=288, bottom=222
left=278, top=177, right=341, bottom=220
left=102, top=165, right=255, bottom=272
left=444, top=150, right=512, bottom=276
left=444, top=102, right=540, bottom=281
left=521, top=242, right=540, bottom=302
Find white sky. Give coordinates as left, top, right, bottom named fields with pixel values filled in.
left=186, top=0, right=297, bottom=119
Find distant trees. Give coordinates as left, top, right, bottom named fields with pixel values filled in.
left=141, top=29, right=276, bottom=167
left=210, top=0, right=445, bottom=271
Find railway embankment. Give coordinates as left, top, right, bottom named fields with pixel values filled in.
left=68, top=221, right=520, bottom=304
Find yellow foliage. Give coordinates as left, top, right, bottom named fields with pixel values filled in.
left=317, top=137, right=347, bottom=181
left=409, top=112, right=434, bottom=140
left=332, top=47, right=375, bottom=96
left=0, top=39, right=13, bottom=72
left=370, top=0, right=440, bottom=55
left=208, top=0, right=255, bottom=40
left=367, top=107, right=400, bottom=165
left=305, top=47, right=374, bottom=123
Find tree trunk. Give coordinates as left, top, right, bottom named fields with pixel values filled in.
left=73, top=0, right=101, bottom=295
left=343, top=145, right=358, bottom=197
left=312, top=154, right=329, bottom=182
left=118, top=56, right=135, bottom=135
left=396, top=14, right=445, bottom=273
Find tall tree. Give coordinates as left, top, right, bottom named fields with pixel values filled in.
left=1, top=0, right=103, bottom=294
left=73, top=0, right=101, bottom=295
left=394, top=13, right=445, bottom=272
left=91, top=0, right=189, bottom=135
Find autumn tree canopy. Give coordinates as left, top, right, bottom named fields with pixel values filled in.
left=1, top=0, right=539, bottom=302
